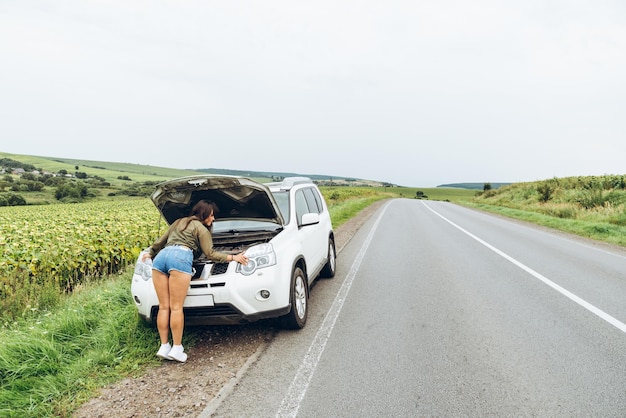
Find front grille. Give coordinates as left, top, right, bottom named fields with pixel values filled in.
left=192, top=261, right=229, bottom=279
left=211, top=262, right=229, bottom=275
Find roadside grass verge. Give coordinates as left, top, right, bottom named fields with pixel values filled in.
left=0, top=274, right=158, bottom=417
left=463, top=202, right=626, bottom=247
left=469, top=175, right=626, bottom=248
left=321, top=187, right=395, bottom=227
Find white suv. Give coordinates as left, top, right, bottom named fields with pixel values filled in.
left=131, top=175, right=336, bottom=329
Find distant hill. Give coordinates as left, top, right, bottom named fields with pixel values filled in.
left=437, top=182, right=511, bottom=190
left=0, top=151, right=380, bottom=186
left=1, top=151, right=512, bottom=190
left=195, top=168, right=367, bottom=183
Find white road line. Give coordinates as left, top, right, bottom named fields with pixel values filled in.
left=275, top=201, right=391, bottom=418
left=422, top=201, right=626, bottom=334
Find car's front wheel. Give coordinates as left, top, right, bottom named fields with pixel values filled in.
left=279, top=266, right=308, bottom=329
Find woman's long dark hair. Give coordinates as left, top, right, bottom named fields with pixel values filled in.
left=180, top=200, right=219, bottom=231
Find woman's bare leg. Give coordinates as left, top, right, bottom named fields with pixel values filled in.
left=168, top=270, right=192, bottom=346
left=152, top=269, right=171, bottom=344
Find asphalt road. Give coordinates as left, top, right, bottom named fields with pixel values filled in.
left=202, top=199, right=626, bottom=417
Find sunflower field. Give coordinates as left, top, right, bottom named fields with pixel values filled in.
left=0, top=199, right=164, bottom=320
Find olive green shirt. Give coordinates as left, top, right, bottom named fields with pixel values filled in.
left=147, top=217, right=229, bottom=263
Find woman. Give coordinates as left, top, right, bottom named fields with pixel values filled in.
left=142, top=200, right=248, bottom=362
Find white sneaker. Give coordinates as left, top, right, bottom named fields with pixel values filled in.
left=156, top=343, right=172, bottom=360
left=167, top=345, right=187, bottom=363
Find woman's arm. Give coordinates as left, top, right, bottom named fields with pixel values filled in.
left=197, top=223, right=229, bottom=262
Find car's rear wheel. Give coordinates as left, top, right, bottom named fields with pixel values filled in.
left=279, top=266, right=308, bottom=329
left=320, top=238, right=336, bottom=278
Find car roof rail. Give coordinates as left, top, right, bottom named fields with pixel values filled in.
left=267, top=176, right=313, bottom=189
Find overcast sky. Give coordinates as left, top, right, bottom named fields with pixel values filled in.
left=1, top=1, right=624, bottom=187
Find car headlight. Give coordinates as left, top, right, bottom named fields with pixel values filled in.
left=236, top=243, right=276, bottom=276
left=134, top=252, right=152, bottom=281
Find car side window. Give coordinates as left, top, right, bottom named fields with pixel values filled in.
left=303, top=188, right=321, bottom=214
left=310, top=188, right=324, bottom=213
left=295, top=190, right=309, bottom=226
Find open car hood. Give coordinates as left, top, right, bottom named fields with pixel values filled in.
left=151, top=175, right=284, bottom=225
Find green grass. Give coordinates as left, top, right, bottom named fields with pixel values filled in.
left=468, top=175, right=626, bottom=247
left=464, top=202, right=626, bottom=247
left=0, top=274, right=159, bottom=417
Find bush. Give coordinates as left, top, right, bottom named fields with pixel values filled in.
left=575, top=190, right=606, bottom=209
left=0, top=193, right=27, bottom=206
left=537, top=182, right=554, bottom=203
left=55, top=182, right=89, bottom=201
left=118, top=184, right=152, bottom=197
left=44, top=176, right=66, bottom=187
left=23, top=180, right=45, bottom=192
left=0, top=158, right=37, bottom=171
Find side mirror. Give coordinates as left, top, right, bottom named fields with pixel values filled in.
left=300, top=213, right=320, bottom=227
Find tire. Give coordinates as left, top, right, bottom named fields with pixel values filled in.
left=279, top=267, right=308, bottom=329
left=320, top=238, right=336, bottom=278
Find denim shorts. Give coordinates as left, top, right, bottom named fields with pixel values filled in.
left=152, top=245, right=194, bottom=275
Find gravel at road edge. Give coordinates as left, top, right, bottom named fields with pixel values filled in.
left=73, top=200, right=387, bottom=418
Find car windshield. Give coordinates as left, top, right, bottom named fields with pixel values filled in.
left=270, top=191, right=290, bottom=224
